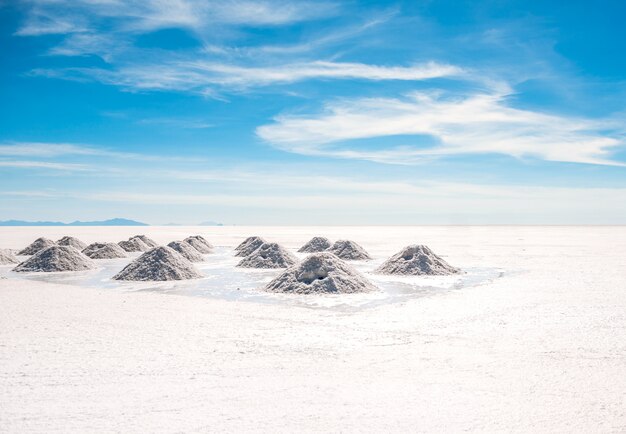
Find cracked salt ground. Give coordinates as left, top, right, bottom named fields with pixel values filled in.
left=0, top=246, right=503, bottom=311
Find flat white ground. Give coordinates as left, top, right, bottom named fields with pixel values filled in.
left=1, top=226, right=625, bottom=432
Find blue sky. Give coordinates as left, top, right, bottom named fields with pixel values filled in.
left=1, top=0, right=626, bottom=224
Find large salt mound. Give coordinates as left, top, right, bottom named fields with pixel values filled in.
left=118, top=237, right=151, bottom=252
left=328, top=240, right=372, bottom=260
left=298, top=236, right=332, bottom=253
left=113, top=246, right=202, bottom=281
left=168, top=241, right=205, bottom=262
left=83, top=242, right=128, bottom=259
left=264, top=252, right=377, bottom=294
left=237, top=243, right=297, bottom=269
left=183, top=235, right=213, bottom=254
left=0, top=249, right=19, bottom=265
left=132, top=235, right=159, bottom=248
left=376, top=245, right=461, bottom=276
left=235, top=236, right=266, bottom=257
left=18, top=237, right=56, bottom=256
left=13, top=246, right=96, bottom=272
left=57, top=236, right=88, bottom=250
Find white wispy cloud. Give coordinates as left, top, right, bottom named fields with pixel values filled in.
left=15, top=5, right=89, bottom=36
left=16, top=0, right=339, bottom=36
left=256, top=89, right=625, bottom=166
left=31, top=60, right=463, bottom=93
left=201, top=7, right=399, bottom=57
left=0, top=160, right=91, bottom=171
left=135, top=117, right=214, bottom=129
left=0, top=142, right=205, bottom=162
left=0, top=142, right=113, bottom=157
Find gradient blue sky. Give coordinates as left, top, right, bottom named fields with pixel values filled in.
left=1, top=0, right=626, bottom=224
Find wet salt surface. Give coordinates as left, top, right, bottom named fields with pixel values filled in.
left=1, top=246, right=503, bottom=311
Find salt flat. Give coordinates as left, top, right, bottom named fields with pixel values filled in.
left=1, top=226, right=625, bottom=432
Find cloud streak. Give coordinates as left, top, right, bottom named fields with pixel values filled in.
left=0, top=142, right=205, bottom=162
left=0, top=160, right=91, bottom=171
left=31, top=60, right=463, bottom=93
left=16, top=0, right=339, bottom=36
left=257, top=89, right=625, bottom=166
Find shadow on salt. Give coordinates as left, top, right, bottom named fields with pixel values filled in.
left=1, top=247, right=504, bottom=311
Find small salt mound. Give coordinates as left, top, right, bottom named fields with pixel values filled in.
left=57, top=236, right=88, bottom=250
left=113, top=246, right=202, bottom=281
left=237, top=242, right=297, bottom=269
left=132, top=235, right=159, bottom=248
left=0, top=249, right=19, bottom=265
left=83, top=242, right=128, bottom=259
left=265, top=252, right=377, bottom=294
left=328, top=240, right=371, bottom=260
left=168, top=241, right=205, bottom=262
left=13, top=246, right=96, bottom=272
left=18, top=237, right=56, bottom=255
left=235, top=236, right=266, bottom=257
left=118, top=237, right=151, bottom=252
left=183, top=235, right=213, bottom=254
left=376, top=244, right=461, bottom=276
left=298, top=236, right=332, bottom=253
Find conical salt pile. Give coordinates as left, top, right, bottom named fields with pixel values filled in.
left=264, top=252, right=377, bottom=294
left=113, top=246, right=202, bottom=281
left=13, top=246, right=96, bottom=272
left=376, top=245, right=461, bottom=275
left=235, top=236, right=266, bottom=257
left=132, top=235, right=159, bottom=248
left=183, top=235, right=213, bottom=254
left=0, top=249, right=19, bottom=265
left=328, top=240, right=371, bottom=260
left=57, top=236, right=88, bottom=250
left=235, top=236, right=261, bottom=251
left=298, top=236, right=332, bottom=253
left=18, top=237, right=56, bottom=255
left=83, top=242, right=128, bottom=259
left=237, top=242, right=297, bottom=269
left=168, top=240, right=205, bottom=262
left=118, top=237, right=151, bottom=252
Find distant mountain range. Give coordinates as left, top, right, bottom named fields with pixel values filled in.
left=0, top=218, right=148, bottom=226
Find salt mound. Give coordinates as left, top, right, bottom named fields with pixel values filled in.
left=83, top=242, right=127, bottom=259
left=235, top=236, right=266, bottom=257
left=113, top=246, right=202, bottom=281
left=328, top=240, right=371, bottom=260
left=237, top=242, right=297, bottom=269
left=57, top=236, right=88, bottom=250
left=18, top=237, right=56, bottom=255
left=298, top=237, right=332, bottom=253
left=183, top=235, right=213, bottom=254
left=13, top=246, right=96, bottom=272
left=376, top=245, right=461, bottom=276
left=235, top=236, right=261, bottom=251
left=264, top=252, right=377, bottom=294
left=132, top=235, right=159, bottom=248
left=118, top=237, right=151, bottom=252
left=168, top=241, right=205, bottom=262
left=0, top=249, right=19, bottom=265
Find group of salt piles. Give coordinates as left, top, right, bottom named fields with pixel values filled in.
left=261, top=237, right=378, bottom=294
left=114, top=235, right=212, bottom=281
left=5, top=232, right=461, bottom=291
left=7, top=234, right=213, bottom=281
left=233, top=235, right=460, bottom=294
left=234, top=236, right=377, bottom=294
